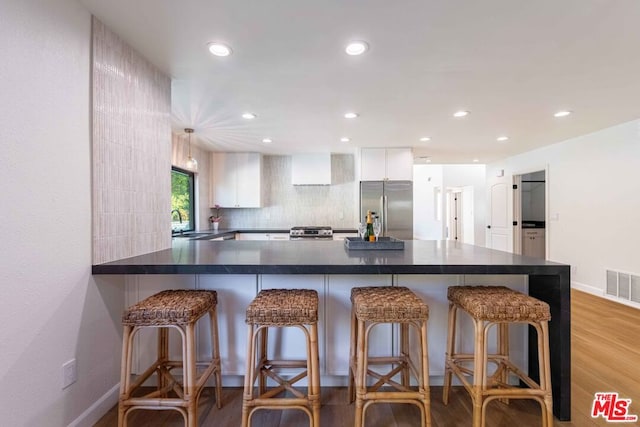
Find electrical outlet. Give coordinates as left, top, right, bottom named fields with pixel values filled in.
left=62, top=359, right=77, bottom=389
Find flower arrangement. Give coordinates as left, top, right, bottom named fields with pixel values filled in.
left=209, top=205, right=222, bottom=223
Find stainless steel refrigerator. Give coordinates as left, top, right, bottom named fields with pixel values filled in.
left=360, top=181, right=413, bottom=240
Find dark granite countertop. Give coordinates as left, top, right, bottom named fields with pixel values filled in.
left=92, top=239, right=568, bottom=275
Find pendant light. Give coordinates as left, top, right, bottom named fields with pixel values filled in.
left=185, top=128, right=198, bottom=171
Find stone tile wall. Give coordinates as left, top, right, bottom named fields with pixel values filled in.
left=92, top=17, right=171, bottom=264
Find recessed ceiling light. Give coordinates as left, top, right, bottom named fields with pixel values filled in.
left=262, top=138, right=272, bottom=144
left=207, top=42, right=232, bottom=57
left=453, top=110, right=469, bottom=118
left=496, top=136, right=509, bottom=142
left=419, top=137, right=431, bottom=142
left=242, top=112, right=257, bottom=119
left=345, top=41, right=369, bottom=56
left=554, top=110, right=572, bottom=118
left=344, top=112, right=359, bottom=119
left=340, top=137, right=351, bottom=142
left=472, top=158, right=479, bottom=163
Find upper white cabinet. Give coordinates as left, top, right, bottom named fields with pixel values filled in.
left=291, top=153, right=331, bottom=185
left=210, top=152, right=262, bottom=208
left=360, top=148, right=413, bottom=181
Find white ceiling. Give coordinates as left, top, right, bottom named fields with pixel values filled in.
left=80, top=0, right=640, bottom=163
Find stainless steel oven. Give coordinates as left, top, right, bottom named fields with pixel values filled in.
left=289, top=226, right=333, bottom=240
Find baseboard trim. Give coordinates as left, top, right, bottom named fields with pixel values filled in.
left=68, top=383, right=119, bottom=427
left=571, top=281, right=604, bottom=297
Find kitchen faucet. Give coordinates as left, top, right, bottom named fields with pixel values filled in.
left=171, top=209, right=183, bottom=233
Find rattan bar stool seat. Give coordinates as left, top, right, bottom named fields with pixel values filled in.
left=351, top=286, right=429, bottom=322
left=123, top=289, right=217, bottom=326
left=242, top=289, right=321, bottom=427
left=443, top=285, right=553, bottom=427
left=349, top=286, right=431, bottom=427
left=447, top=285, right=550, bottom=322
left=118, top=289, right=222, bottom=427
left=245, top=288, right=318, bottom=326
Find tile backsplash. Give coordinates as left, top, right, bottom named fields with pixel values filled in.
left=218, top=154, right=357, bottom=229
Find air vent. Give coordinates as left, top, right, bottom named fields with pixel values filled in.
left=606, top=269, right=640, bottom=304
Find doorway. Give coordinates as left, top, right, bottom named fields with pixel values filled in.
left=446, top=189, right=463, bottom=242
left=513, top=170, right=546, bottom=258
left=445, top=186, right=474, bottom=244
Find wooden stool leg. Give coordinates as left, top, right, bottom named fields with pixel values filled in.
left=185, top=323, right=197, bottom=427
left=354, top=317, right=366, bottom=427
left=242, top=323, right=256, bottom=427
left=498, top=322, right=510, bottom=404
left=401, top=323, right=410, bottom=386
left=118, top=325, right=134, bottom=427
left=539, top=321, right=554, bottom=427
left=348, top=305, right=357, bottom=403
left=420, top=319, right=432, bottom=427
left=258, top=327, right=268, bottom=395
left=209, top=306, right=222, bottom=409
left=472, top=318, right=485, bottom=427
left=442, top=302, right=457, bottom=405
left=157, top=327, right=169, bottom=396
left=309, top=322, right=321, bottom=427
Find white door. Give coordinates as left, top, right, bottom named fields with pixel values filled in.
left=447, top=190, right=463, bottom=242
left=487, top=181, right=509, bottom=251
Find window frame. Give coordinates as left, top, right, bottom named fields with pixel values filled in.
left=171, top=166, right=196, bottom=234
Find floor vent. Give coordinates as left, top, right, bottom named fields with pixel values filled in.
left=606, top=269, right=640, bottom=304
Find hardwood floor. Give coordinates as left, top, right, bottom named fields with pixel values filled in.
left=94, top=290, right=640, bottom=426
left=94, top=386, right=560, bottom=427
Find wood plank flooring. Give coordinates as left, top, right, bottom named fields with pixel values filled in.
left=94, top=289, right=640, bottom=426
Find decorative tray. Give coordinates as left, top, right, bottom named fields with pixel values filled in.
left=344, top=236, right=405, bottom=250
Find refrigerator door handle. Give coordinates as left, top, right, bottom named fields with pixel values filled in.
left=379, top=196, right=384, bottom=233
left=383, top=195, right=388, bottom=235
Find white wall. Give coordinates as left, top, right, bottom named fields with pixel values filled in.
left=0, top=1, right=123, bottom=426
left=414, top=164, right=486, bottom=245
left=487, top=119, right=640, bottom=295
left=413, top=165, right=444, bottom=240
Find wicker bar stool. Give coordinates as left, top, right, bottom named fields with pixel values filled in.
left=118, top=290, right=222, bottom=427
left=443, top=285, right=553, bottom=427
left=348, top=286, right=431, bottom=427
left=242, top=289, right=320, bottom=427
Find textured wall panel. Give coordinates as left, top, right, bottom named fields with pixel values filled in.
left=92, top=17, right=171, bottom=264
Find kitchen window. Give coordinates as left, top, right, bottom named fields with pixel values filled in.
left=171, top=167, right=195, bottom=233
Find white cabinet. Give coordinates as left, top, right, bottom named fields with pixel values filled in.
left=235, top=233, right=289, bottom=241
left=292, top=154, right=331, bottom=185
left=332, top=232, right=358, bottom=241
left=522, top=229, right=545, bottom=259
left=211, top=152, right=262, bottom=208
left=235, top=233, right=269, bottom=241
left=324, top=275, right=393, bottom=375
left=268, top=233, right=290, bottom=241
left=198, top=275, right=258, bottom=375
left=360, top=148, right=413, bottom=181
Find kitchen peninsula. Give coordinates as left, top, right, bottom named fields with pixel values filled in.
left=93, top=239, right=570, bottom=421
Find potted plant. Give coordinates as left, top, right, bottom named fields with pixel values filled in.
left=209, top=205, right=222, bottom=231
